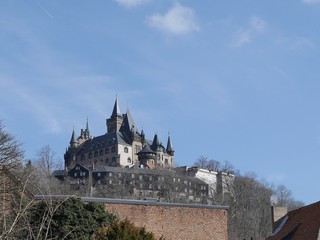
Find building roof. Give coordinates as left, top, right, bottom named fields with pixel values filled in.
left=266, top=201, right=320, bottom=240
left=76, top=131, right=131, bottom=154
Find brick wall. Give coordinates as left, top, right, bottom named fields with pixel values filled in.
left=103, top=200, right=228, bottom=240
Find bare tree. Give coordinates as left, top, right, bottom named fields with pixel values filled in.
left=224, top=173, right=273, bottom=240
left=0, top=121, right=24, bottom=169
left=34, top=145, right=58, bottom=178
left=193, top=156, right=209, bottom=168
left=272, top=184, right=304, bottom=211
left=194, top=156, right=236, bottom=174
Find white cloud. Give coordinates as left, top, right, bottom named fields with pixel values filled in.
left=231, top=15, right=267, bottom=47
left=114, top=0, right=151, bottom=8
left=147, top=3, right=200, bottom=35
left=250, top=16, right=266, bottom=32
left=232, top=29, right=252, bottom=47
left=302, top=0, right=320, bottom=4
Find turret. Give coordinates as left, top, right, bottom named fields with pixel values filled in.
left=107, top=97, right=123, bottom=133
left=69, top=128, right=77, bottom=148
left=166, top=134, right=174, bottom=156
left=151, top=133, right=161, bottom=151
left=141, top=129, right=145, bottom=145
left=138, top=144, right=156, bottom=168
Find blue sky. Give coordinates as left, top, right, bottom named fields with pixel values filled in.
left=1, top=0, right=320, bottom=204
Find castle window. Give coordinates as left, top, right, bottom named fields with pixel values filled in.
left=139, top=175, right=143, bottom=180
left=131, top=174, right=135, bottom=179
left=127, top=157, right=131, bottom=163
left=149, top=176, right=152, bottom=181
left=149, top=184, right=152, bottom=189
left=74, top=173, right=77, bottom=177
left=105, top=158, right=109, bottom=163
left=124, top=147, right=128, bottom=153
left=94, top=151, right=98, bottom=157
left=97, top=180, right=101, bottom=185
left=135, top=145, right=141, bottom=154
left=105, top=148, right=109, bottom=154
left=119, top=173, right=122, bottom=177
left=72, top=155, right=76, bottom=160
left=109, top=180, right=112, bottom=184
left=97, top=172, right=101, bottom=177
left=165, top=159, right=168, bottom=165
left=112, top=157, right=116, bottom=163
left=111, top=146, right=115, bottom=153
left=89, top=152, right=92, bottom=159
left=109, top=172, right=112, bottom=177
left=76, top=166, right=80, bottom=170
left=99, top=150, right=103, bottom=156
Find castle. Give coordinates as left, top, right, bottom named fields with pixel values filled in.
left=64, top=98, right=175, bottom=170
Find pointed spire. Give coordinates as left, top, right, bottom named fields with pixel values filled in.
left=70, top=128, right=77, bottom=147
left=86, top=118, right=90, bottom=138
left=111, top=96, right=121, bottom=117
left=152, top=133, right=160, bottom=149
left=166, top=133, right=174, bottom=155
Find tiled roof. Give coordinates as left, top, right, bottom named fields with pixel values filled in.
left=266, top=201, right=320, bottom=240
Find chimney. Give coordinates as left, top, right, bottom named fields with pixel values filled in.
left=271, top=206, right=288, bottom=232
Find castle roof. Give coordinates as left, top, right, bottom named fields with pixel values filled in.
left=139, top=144, right=155, bottom=154
left=76, top=131, right=131, bottom=154
left=111, top=97, right=121, bottom=117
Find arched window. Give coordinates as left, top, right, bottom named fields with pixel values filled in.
left=105, top=148, right=109, bottom=154
left=127, top=157, right=131, bottom=163
left=124, top=147, right=128, bottom=153
left=94, top=151, right=98, bottom=157
left=99, top=150, right=103, bottom=156
left=111, top=146, right=115, bottom=153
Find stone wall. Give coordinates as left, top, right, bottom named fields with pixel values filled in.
left=97, top=199, right=228, bottom=240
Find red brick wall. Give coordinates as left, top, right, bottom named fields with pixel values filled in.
left=105, top=202, right=228, bottom=240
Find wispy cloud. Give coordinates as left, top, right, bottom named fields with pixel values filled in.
left=231, top=15, right=267, bottom=47
left=147, top=3, right=200, bottom=35
left=274, top=36, right=316, bottom=50
left=114, top=0, right=151, bottom=8
left=302, top=0, right=320, bottom=4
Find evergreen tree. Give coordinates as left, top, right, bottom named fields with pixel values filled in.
left=27, top=197, right=116, bottom=240
left=93, top=219, right=159, bottom=240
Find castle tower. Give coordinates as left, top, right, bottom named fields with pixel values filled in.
left=138, top=144, right=156, bottom=168
left=69, top=128, right=77, bottom=148
left=106, top=98, right=123, bottom=133
left=166, top=134, right=174, bottom=156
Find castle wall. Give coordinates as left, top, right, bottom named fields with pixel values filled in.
left=100, top=199, right=229, bottom=240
